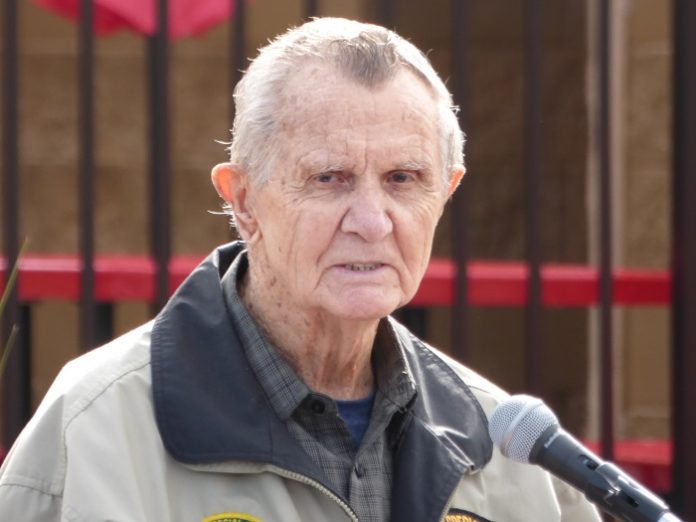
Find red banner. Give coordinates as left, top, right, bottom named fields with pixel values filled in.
left=33, top=0, right=237, bottom=39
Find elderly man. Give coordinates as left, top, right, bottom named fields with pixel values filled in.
left=0, top=18, right=600, bottom=522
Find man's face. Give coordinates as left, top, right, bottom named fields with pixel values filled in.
left=242, top=64, right=457, bottom=321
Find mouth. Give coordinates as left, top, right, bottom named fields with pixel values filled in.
left=344, top=262, right=384, bottom=272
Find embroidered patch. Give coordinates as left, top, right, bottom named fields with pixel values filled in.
left=201, top=513, right=262, bottom=522
left=445, top=508, right=494, bottom=522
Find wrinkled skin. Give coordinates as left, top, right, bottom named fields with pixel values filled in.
left=212, top=63, right=464, bottom=398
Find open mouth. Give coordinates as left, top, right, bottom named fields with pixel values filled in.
left=345, top=263, right=384, bottom=272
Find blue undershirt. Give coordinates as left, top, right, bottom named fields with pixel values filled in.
left=335, top=393, right=376, bottom=449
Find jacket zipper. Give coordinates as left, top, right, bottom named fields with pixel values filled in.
left=269, top=466, right=360, bottom=522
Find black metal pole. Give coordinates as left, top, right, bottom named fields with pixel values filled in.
left=376, top=0, right=393, bottom=28
left=523, top=0, right=543, bottom=395
left=1, top=0, right=31, bottom=449
left=78, top=0, right=98, bottom=350
left=450, top=0, right=470, bottom=362
left=229, top=0, right=246, bottom=132
left=597, top=0, right=614, bottom=462
left=148, top=0, right=171, bottom=313
left=304, top=0, right=318, bottom=19
left=671, top=0, right=696, bottom=518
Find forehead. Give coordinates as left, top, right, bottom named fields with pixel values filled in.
left=273, top=64, right=442, bottom=170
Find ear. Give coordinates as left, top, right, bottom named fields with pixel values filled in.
left=211, top=162, right=261, bottom=243
left=447, top=166, right=466, bottom=198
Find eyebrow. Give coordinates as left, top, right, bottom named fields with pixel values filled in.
left=394, top=160, right=432, bottom=171
left=301, top=158, right=432, bottom=174
left=317, top=163, right=349, bottom=173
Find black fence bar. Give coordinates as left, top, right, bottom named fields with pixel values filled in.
left=148, top=0, right=171, bottom=312
left=523, top=0, right=543, bottom=395
left=450, top=0, right=470, bottom=362
left=395, top=308, right=427, bottom=340
left=671, top=0, right=696, bottom=517
left=376, top=0, right=393, bottom=28
left=304, top=0, right=319, bottom=19
left=597, top=0, right=614, bottom=462
left=8, top=305, right=32, bottom=432
left=1, top=0, right=30, bottom=450
left=229, top=0, right=246, bottom=130
left=78, top=0, right=99, bottom=351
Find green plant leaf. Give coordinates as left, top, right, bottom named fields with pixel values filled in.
left=0, top=325, right=18, bottom=385
left=0, top=238, right=29, bottom=385
left=0, top=239, right=28, bottom=318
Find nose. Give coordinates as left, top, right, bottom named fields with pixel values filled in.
left=340, top=185, right=394, bottom=242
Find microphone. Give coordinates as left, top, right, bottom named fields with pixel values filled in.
left=488, top=395, right=682, bottom=522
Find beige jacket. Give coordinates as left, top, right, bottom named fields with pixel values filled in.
left=0, top=243, right=601, bottom=522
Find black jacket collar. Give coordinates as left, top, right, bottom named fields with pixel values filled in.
left=151, top=242, right=492, bottom=522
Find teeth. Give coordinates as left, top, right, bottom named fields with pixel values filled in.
left=347, top=263, right=381, bottom=271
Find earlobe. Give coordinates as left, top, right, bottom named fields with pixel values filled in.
left=210, top=162, right=260, bottom=242
left=447, top=166, right=466, bottom=198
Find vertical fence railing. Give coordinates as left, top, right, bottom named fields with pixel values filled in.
left=148, top=0, right=171, bottom=313
left=597, top=0, right=615, bottom=462
left=450, top=0, right=470, bottom=362
left=78, top=0, right=95, bottom=350
left=523, top=0, right=543, bottom=395
left=376, top=0, right=393, bottom=28
left=79, top=0, right=113, bottom=351
left=1, top=0, right=31, bottom=450
left=230, top=0, right=246, bottom=130
left=671, top=0, right=696, bottom=517
left=304, top=0, right=318, bottom=19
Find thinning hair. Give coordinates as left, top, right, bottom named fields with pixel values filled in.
left=228, top=17, right=465, bottom=185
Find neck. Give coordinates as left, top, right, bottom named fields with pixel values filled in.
left=241, top=268, right=378, bottom=400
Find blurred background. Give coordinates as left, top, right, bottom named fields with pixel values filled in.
left=2, top=0, right=694, bottom=517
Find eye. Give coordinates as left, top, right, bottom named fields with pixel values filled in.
left=315, top=173, right=335, bottom=183
left=388, top=171, right=416, bottom=184
left=312, top=171, right=349, bottom=186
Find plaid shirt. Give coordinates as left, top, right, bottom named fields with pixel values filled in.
left=221, top=253, right=417, bottom=522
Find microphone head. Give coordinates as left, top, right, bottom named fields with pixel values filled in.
left=488, top=394, right=559, bottom=463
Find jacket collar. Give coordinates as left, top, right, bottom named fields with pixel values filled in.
left=151, top=242, right=492, bottom=521
left=389, top=323, right=493, bottom=521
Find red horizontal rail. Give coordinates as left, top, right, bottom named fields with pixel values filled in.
left=413, top=259, right=670, bottom=306
left=0, top=255, right=670, bottom=306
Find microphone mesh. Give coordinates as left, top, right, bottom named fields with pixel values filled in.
left=488, top=395, right=559, bottom=463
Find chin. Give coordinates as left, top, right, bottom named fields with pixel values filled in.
left=336, top=310, right=392, bottom=322
left=324, top=295, right=403, bottom=322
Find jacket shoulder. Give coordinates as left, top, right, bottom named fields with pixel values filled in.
left=0, top=322, right=153, bottom=497
left=48, top=321, right=153, bottom=417
left=414, top=341, right=602, bottom=521
left=408, top=335, right=509, bottom=416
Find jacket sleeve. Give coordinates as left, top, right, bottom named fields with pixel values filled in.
left=0, top=369, right=72, bottom=521
left=553, top=476, right=603, bottom=521
left=0, top=483, right=65, bottom=521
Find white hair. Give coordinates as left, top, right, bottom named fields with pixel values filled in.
left=228, top=17, right=465, bottom=185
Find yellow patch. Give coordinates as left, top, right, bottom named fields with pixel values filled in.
left=201, top=513, right=262, bottom=522
left=446, top=509, right=493, bottom=522
left=446, top=515, right=479, bottom=522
